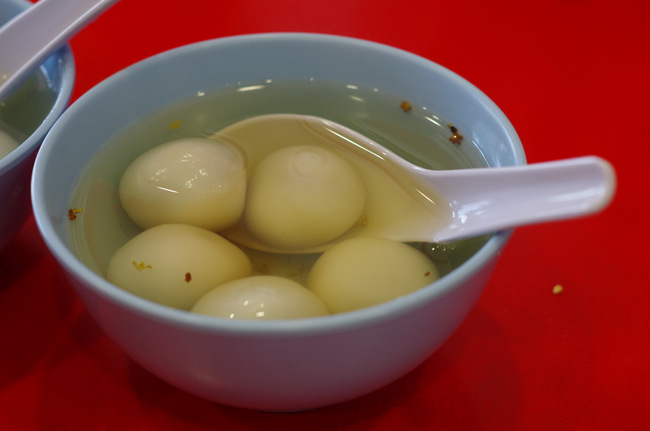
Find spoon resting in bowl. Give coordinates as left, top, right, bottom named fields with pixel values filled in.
left=0, top=0, right=118, bottom=100
left=215, top=114, right=615, bottom=253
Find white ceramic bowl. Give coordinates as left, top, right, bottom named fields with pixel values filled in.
left=0, top=0, right=75, bottom=250
left=32, top=33, right=525, bottom=411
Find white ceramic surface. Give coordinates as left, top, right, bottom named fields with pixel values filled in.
left=0, top=0, right=115, bottom=99
left=316, top=118, right=615, bottom=242
left=217, top=113, right=615, bottom=250
left=31, top=33, right=525, bottom=411
left=0, top=0, right=75, bottom=250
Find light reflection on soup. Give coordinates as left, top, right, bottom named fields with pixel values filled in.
left=69, top=79, right=492, bottom=314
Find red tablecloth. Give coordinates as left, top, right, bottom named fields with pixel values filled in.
left=1, top=0, right=648, bottom=429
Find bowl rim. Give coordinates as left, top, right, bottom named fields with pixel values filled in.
left=0, top=0, right=76, bottom=173
left=32, top=32, right=524, bottom=337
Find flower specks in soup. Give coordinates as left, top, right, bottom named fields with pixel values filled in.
left=69, top=79, right=491, bottom=315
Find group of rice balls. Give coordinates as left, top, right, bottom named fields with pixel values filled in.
left=107, top=136, right=439, bottom=320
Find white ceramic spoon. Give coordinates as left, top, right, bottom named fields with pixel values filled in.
left=218, top=114, right=616, bottom=252
left=0, top=0, right=119, bottom=100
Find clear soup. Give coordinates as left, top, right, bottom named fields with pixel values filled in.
left=69, top=79, right=491, bottom=285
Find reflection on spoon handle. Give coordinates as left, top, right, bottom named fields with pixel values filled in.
left=419, top=156, right=617, bottom=243
left=0, top=0, right=119, bottom=100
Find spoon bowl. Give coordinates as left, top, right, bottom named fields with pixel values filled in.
left=219, top=114, right=616, bottom=252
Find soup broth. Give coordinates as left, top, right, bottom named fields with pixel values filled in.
left=0, top=68, right=58, bottom=150
left=69, top=79, right=491, bottom=286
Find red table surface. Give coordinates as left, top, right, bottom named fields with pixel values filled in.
left=1, top=0, right=649, bottom=429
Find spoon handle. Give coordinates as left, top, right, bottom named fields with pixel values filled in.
left=416, top=156, right=617, bottom=242
left=0, top=0, right=119, bottom=100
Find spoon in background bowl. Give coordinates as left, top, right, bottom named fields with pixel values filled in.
left=217, top=114, right=616, bottom=253
left=0, top=0, right=119, bottom=101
